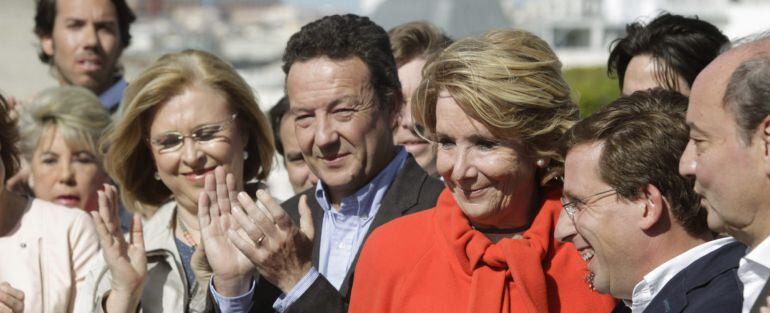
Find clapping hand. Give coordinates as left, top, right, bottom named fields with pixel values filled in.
left=227, top=189, right=314, bottom=294
left=91, top=185, right=146, bottom=313
left=0, top=282, right=24, bottom=313
left=197, top=166, right=255, bottom=296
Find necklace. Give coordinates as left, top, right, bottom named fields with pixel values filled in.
left=176, top=211, right=198, bottom=250
left=472, top=223, right=530, bottom=234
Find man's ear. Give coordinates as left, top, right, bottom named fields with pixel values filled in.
left=638, top=184, right=665, bottom=230
left=760, top=115, right=770, bottom=177
left=40, top=35, right=54, bottom=59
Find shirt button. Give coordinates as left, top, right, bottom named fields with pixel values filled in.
left=20, top=243, right=26, bottom=248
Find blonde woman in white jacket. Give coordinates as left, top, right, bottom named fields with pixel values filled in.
left=81, top=49, right=274, bottom=313
left=0, top=94, right=99, bottom=313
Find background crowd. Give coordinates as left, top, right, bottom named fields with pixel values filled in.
left=0, top=0, right=769, bottom=313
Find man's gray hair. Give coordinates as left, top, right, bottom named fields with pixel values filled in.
left=724, top=56, right=770, bottom=143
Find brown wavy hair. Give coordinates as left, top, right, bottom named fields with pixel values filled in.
left=388, top=21, right=452, bottom=67
left=561, top=89, right=707, bottom=235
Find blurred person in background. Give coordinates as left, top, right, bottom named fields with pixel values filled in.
left=80, top=49, right=275, bottom=312
left=7, top=0, right=138, bottom=226
left=269, top=96, right=318, bottom=194
left=556, top=89, right=743, bottom=313
left=0, top=93, right=99, bottom=312
left=388, top=21, right=452, bottom=177
left=17, top=86, right=111, bottom=212
left=608, top=12, right=728, bottom=96
left=349, top=29, right=616, bottom=313
left=34, top=0, right=136, bottom=113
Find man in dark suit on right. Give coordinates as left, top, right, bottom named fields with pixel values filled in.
left=679, top=35, right=770, bottom=313
left=555, top=88, right=744, bottom=313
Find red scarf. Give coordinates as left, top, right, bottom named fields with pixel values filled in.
left=434, top=188, right=568, bottom=313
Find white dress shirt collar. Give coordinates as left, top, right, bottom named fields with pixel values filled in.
left=628, top=237, right=736, bottom=313
left=739, top=235, right=770, bottom=313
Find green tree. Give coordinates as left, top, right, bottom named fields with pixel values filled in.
left=563, top=66, right=620, bottom=117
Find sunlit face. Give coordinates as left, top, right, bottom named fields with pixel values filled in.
left=30, top=126, right=109, bottom=211
left=393, top=58, right=437, bottom=176
left=679, top=55, right=768, bottom=237
left=148, top=84, right=246, bottom=212
left=279, top=113, right=318, bottom=193
left=287, top=57, right=396, bottom=201
left=40, top=0, right=123, bottom=95
left=434, top=93, right=536, bottom=229
left=557, top=142, right=644, bottom=299
left=623, top=54, right=690, bottom=96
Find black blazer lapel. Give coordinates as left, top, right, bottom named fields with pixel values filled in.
left=281, top=156, right=444, bottom=299
left=281, top=188, right=325, bottom=267
left=307, top=189, right=324, bottom=267
left=643, top=240, right=745, bottom=313
left=369, top=157, right=429, bottom=230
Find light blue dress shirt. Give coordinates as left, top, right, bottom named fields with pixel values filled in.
left=98, top=77, right=127, bottom=113
left=212, top=148, right=408, bottom=313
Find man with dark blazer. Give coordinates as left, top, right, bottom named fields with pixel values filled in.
left=555, top=89, right=744, bottom=313
left=679, top=35, right=770, bottom=313
left=207, top=14, right=444, bottom=313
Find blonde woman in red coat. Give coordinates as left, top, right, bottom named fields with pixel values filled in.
left=349, top=29, right=617, bottom=313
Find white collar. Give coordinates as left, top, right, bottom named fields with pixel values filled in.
left=628, top=237, right=736, bottom=313
left=744, top=235, right=770, bottom=269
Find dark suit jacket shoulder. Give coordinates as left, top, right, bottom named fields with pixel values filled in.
left=642, top=240, right=745, bottom=313
left=253, top=155, right=444, bottom=313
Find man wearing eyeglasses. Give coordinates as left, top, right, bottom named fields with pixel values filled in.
left=555, top=88, right=744, bottom=313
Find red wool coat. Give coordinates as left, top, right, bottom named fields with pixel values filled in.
left=349, top=187, right=617, bottom=313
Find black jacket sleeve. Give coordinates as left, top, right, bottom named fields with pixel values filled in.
left=283, top=277, right=347, bottom=313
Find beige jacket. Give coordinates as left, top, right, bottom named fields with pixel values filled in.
left=79, top=201, right=210, bottom=313
left=0, top=199, right=99, bottom=313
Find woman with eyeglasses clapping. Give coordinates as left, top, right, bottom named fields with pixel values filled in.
left=80, top=50, right=275, bottom=313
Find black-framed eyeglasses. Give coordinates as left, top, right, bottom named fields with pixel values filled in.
left=560, top=188, right=617, bottom=221
left=148, top=113, right=237, bottom=153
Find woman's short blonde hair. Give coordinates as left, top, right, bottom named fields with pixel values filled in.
left=18, top=86, right=110, bottom=163
left=413, top=29, right=578, bottom=185
left=105, top=49, right=274, bottom=213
